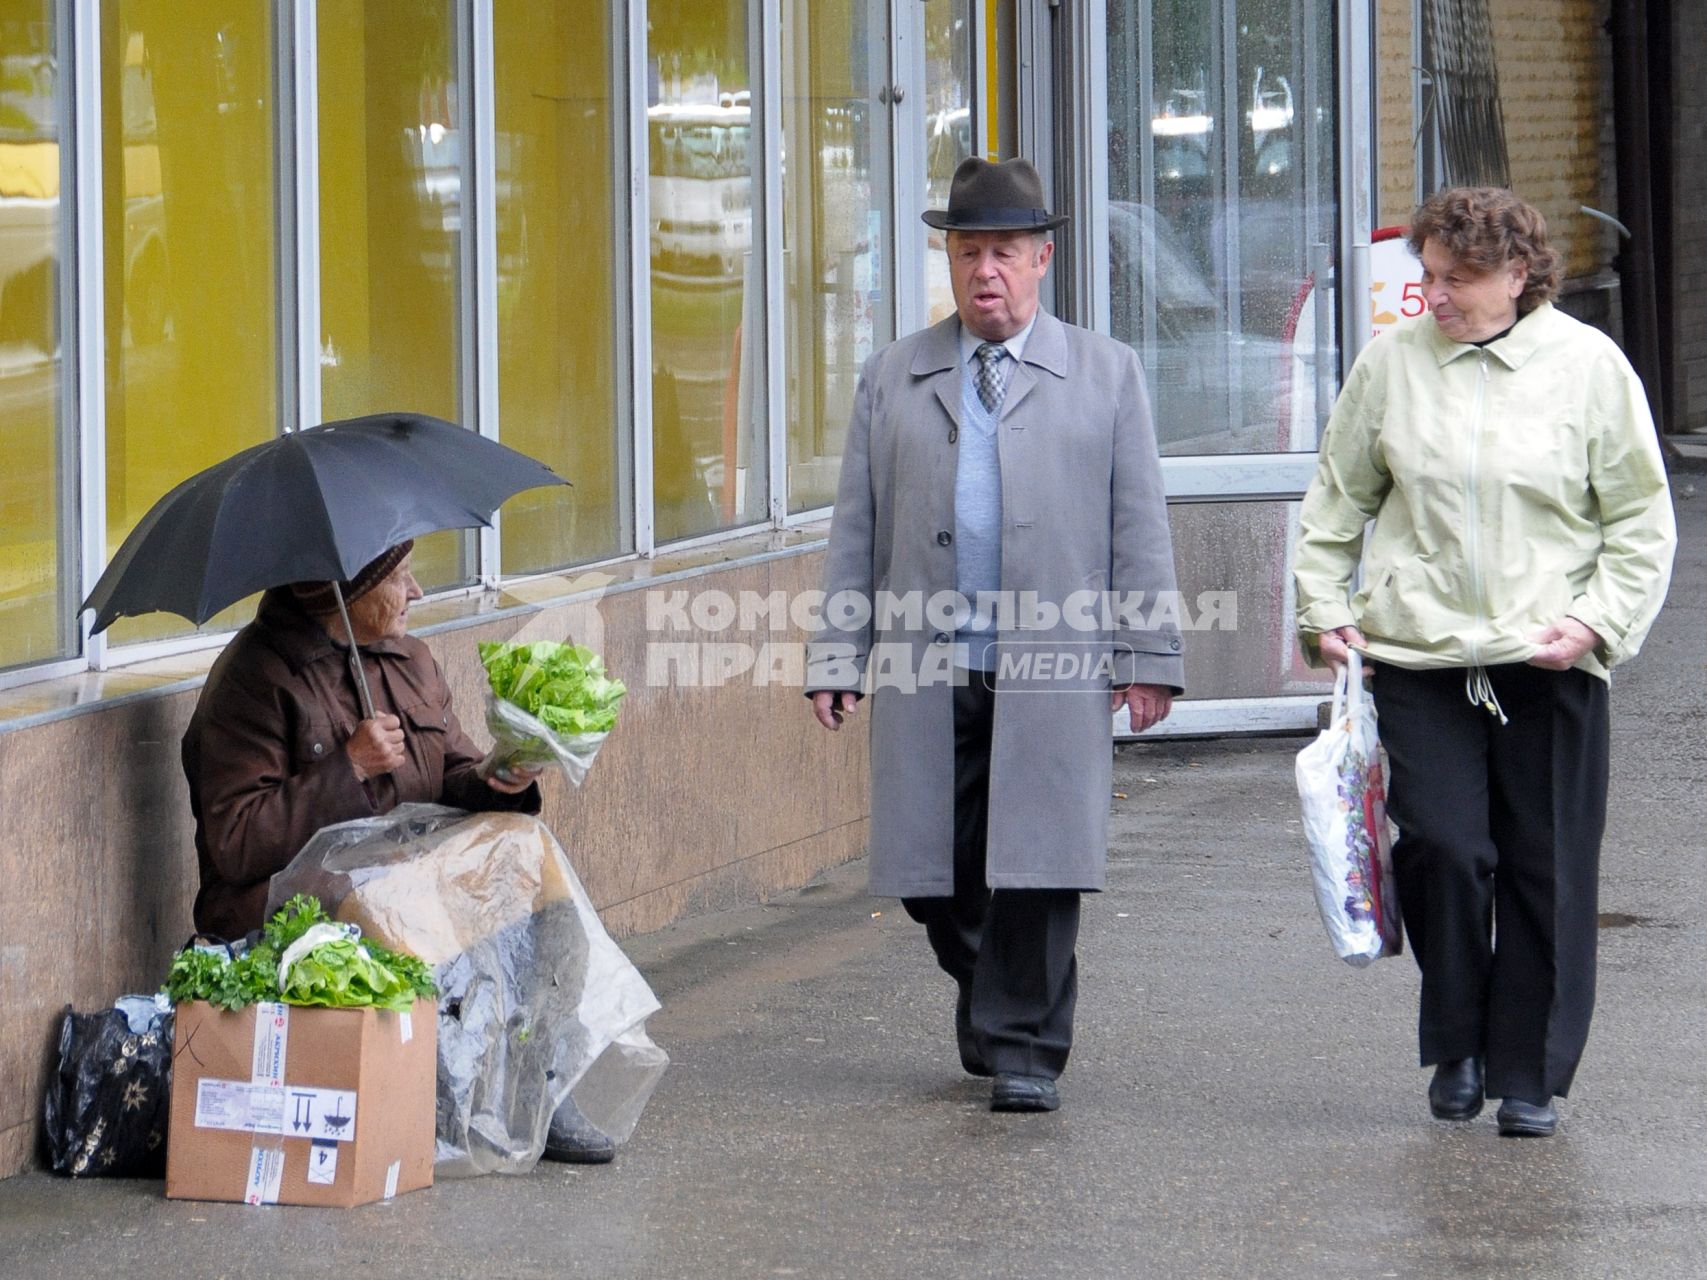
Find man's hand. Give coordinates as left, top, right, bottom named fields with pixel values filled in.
left=346, top=713, right=405, bottom=781
left=485, top=763, right=543, bottom=795
left=1112, top=683, right=1173, bottom=733
left=811, top=690, right=860, bottom=731
left=1317, top=625, right=1368, bottom=670
left=1529, top=617, right=1600, bottom=671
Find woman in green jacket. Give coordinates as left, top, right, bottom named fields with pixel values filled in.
left=1294, top=187, right=1676, bottom=1137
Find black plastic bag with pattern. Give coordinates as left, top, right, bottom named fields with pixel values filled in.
left=42, top=1003, right=173, bottom=1178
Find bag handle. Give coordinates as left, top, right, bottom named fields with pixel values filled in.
left=1328, top=656, right=1351, bottom=724
left=1344, top=649, right=1365, bottom=716
left=1328, top=648, right=1365, bottom=725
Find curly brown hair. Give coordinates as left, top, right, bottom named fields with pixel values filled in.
left=1407, top=187, right=1561, bottom=313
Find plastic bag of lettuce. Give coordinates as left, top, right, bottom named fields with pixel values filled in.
left=164, top=895, right=436, bottom=1013
left=476, top=639, right=627, bottom=787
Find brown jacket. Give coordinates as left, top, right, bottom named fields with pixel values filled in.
left=183, top=589, right=539, bottom=938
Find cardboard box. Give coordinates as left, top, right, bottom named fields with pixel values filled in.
left=167, top=999, right=436, bottom=1208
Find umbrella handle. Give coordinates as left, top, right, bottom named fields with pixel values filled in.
left=331, top=582, right=378, bottom=722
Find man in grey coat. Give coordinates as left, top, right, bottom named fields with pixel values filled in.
left=806, top=158, right=1185, bottom=1112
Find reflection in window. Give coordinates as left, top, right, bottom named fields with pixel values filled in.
left=101, top=0, right=276, bottom=644
left=1108, top=0, right=1337, bottom=456
left=782, top=0, right=893, bottom=513
left=494, top=0, right=629, bottom=574
left=923, top=0, right=973, bottom=325
left=0, top=0, right=67, bottom=667
left=646, top=1, right=767, bottom=543
left=319, top=0, right=468, bottom=591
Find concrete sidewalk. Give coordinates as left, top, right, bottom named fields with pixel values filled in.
left=1, top=480, right=1701, bottom=1279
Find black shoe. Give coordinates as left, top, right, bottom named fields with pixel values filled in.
left=1497, top=1097, right=1557, bottom=1137
left=1428, top=1057, right=1484, bottom=1121
left=956, top=987, right=992, bottom=1078
left=542, top=1096, right=616, bottom=1164
left=990, top=1073, right=1060, bottom=1113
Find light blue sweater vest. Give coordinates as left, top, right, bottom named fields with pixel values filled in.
left=954, top=362, right=1004, bottom=670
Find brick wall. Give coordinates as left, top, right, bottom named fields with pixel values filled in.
left=1377, top=0, right=1614, bottom=283
left=1488, top=0, right=1614, bottom=281
left=1377, top=0, right=1416, bottom=227
left=1676, top=0, right=1707, bottom=432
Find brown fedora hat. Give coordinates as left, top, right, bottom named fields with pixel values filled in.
left=921, top=157, right=1069, bottom=232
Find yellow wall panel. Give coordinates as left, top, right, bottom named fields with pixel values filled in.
left=318, top=0, right=466, bottom=591
left=100, top=0, right=276, bottom=645
left=493, top=0, right=626, bottom=573
left=0, top=0, right=65, bottom=666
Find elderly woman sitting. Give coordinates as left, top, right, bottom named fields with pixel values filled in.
left=183, top=539, right=620, bottom=1165
left=181, top=539, right=539, bottom=940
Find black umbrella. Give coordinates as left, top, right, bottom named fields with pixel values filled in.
left=80, top=412, right=567, bottom=714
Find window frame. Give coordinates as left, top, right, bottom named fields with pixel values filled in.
left=22, top=0, right=961, bottom=690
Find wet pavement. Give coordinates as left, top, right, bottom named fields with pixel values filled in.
left=1, top=481, right=1702, bottom=1279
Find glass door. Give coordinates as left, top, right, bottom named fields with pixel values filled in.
left=1050, top=0, right=1356, bottom=731
left=1108, top=0, right=1338, bottom=461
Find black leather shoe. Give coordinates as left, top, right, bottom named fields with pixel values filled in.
left=1497, top=1097, right=1557, bottom=1137
left=990, top=1073, right=1060, bottom=1113
left=1428, top=1057, right=1484, bottom=1121
left=542, top=1096, right=616, bottom=1164
left=956, top=987, right=993, bottom=1078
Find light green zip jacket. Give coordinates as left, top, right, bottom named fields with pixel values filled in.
left=1294, top=302, right=1677, bottom=681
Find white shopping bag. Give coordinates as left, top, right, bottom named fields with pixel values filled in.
left=1295, top=650, right=1402, bottom=966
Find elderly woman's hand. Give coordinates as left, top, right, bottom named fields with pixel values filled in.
left=1529, top=617, right=1600, bottom=670
left=485, top=762, right=543, bottom=795
left=1318, top=625, right=1368, bottom=671
left=347, top=714, right=406, bottom=781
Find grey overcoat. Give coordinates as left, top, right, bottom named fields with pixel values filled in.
left=806, top=311, right=1185, bottom=896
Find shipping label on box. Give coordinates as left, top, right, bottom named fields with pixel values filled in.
left=193, top=1079, right=286, bottom=1135
left=167, top=1000, right=435, bottom=1209
left=307, top=1140, right=339, bottom=1185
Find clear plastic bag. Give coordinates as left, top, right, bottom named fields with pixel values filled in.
left=265, top=804, right=667, bottom=1176
left=1295, top=651, right=1402, bottom=966
left=480, top=694, right=608, bottom=788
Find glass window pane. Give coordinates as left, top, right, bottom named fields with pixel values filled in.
left=781, top=0, right=893, bottom=514
left=318, top=0, right=468, bottom=591
left=923, top=0, right=973, bottom=326
left=0, top=0, right=68, bottom=667
left=494, top=0, right=629, bottom=574
left=102, top=0, right=276, bottom=645
left=1107, top=0, right=1338, bottom=456
left=1169, top=500, right=1333, bottom=699
left=647, top=1, right=767, bottom=543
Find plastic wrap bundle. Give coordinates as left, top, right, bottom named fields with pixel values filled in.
left=477, top=641, right=624, bottom=788
left=266, top=804, right=667, bottom=1176
left=482, top=695, right=607, bottom=788
left=1295, top=651, right=1402, bottom=966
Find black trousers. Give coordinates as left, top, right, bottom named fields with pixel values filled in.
left=902, top=672, right=1081, bottom=1079
left=1373, top=662, right=1609, bottom=1103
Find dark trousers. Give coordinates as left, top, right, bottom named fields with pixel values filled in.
left=902, top=672, right=1081, bottom=1079
left=1373, top=662, right=1609, bottom=1103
